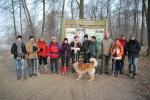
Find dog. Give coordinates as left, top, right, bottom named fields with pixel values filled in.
left=73, top=58, right=98, bottom=81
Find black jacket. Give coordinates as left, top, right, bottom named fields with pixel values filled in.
left=11, top=42, right=27, bottom=59
left=126, top=39, right=141, bottom=58
left=81, top=40, right=90, bottom=52
left=70, top=41, right=81, bottom=55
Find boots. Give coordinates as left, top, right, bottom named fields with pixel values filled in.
left=43, top=65, right=48, bottom=74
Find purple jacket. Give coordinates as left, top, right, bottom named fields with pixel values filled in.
left=60, top=43, right=71, bottom=57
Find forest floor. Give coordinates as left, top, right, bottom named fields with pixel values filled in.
left=0, top=47, right=150, bottom=100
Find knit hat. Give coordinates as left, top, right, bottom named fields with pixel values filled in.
left=64, top=38, right=68, bottom=41
left=29, top=36, right=35, bottom=40
left=84, top=34, right=88, bottom=38
left=74, top=35, right=79, bottom=39
left=91, top=36, right=96, bottom=40
left=16, top=35, right=22, bottom=39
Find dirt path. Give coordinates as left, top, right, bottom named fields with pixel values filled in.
left=0, top=50, right=149, bottom=100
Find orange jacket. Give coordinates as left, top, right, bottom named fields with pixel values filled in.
left=110, top=43, right=124, bottom=57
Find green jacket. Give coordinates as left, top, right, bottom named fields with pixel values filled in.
left=88, top=41, right=100, bottom=58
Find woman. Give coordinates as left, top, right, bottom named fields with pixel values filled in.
left=48, top=36, right=60, bottom=74
left=110, top=39, right=124, bottom=77
left=60, top=38, right=71, bottom=75
left=37, top=36, right=48, bottom=74
left=70, top=35, right=81, bottom=73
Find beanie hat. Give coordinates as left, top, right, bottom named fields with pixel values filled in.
left=64, top=38, right=68, bottom=41
left=16, top=35, right=22, bottom=39
left=29, top=36, right=35, bottom=40
left=91, top=36, right=96, bottom=40
left=84, top=34, right=88, bottom=38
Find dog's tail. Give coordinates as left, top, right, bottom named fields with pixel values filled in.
left=90, top=58, right=98, bottom=67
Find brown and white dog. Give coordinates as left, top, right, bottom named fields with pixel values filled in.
left=73, top=58, right=98, bottom=81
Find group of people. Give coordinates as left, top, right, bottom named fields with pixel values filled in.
left=11, top=32, right=141, bottom=80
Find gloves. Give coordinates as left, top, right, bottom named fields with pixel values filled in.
left=40, top=48, right=43, bottom=52
left=33, top=46, right=38, bottom=51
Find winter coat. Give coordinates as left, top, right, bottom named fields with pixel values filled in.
left=101, top=38, right=114, bottom=56
left=88, top=41, right=100, bottom=58
left=60, top=42, right=71, bottom=58
left=48, top=42, right=60, bottom=59
left=37, top=40, right=48, bottom=57
left=81, top=40, right=90, bottom=52
left=11, top=42, right=26, bottom=59
left=70, top=41, right=81, bottom=55
left=110, top=43, right=124, bottom=60
left=26, top=42, right=38, bottom=59
left=119, top=38, right=127, bottom=57
left=126, top=39, right=141, bottom=58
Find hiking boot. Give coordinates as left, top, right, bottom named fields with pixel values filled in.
left=132, top=75, right=137, bottom=79
left=17, top=76, right=21, bottom=80
left=29, top=74, right=32, bottom=77
left=24, top=76, right=27, bottom=80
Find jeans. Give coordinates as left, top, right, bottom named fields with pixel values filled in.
left=128, top=57, right=138, bottom=76
left=27, top=59, right=38, bottom=76
left=50, top=58, right=59, bottom=73
left=101, top=55, right=110, bottom=74
left=83, top=51, right=90, bottom=63
left=15, top=59, right=27, bottom=78
left=112, top=59, right=122, bottom=74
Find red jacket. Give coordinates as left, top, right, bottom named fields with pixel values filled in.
left=37, top=40, right=48, bottom=57
left=48, top=42, right=60, bottom=58
left=119, top=38, right=127, bottom=49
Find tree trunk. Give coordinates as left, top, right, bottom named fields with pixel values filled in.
left=118, top=0, right=121, bottom=34
left=140, top=0, right=146, bottom=46
left=147, top=0, right=150, bottom=56
left=71, top=0, right=74, bottom=20
left=79, top=0, right=84, bottom=19
left=59, top=0, right=65, bottom=41
left=107, top=0, right=110, bottom=18
left=19, top=0, right=23, bottom=35
left=41, top=0, right=45, bottom=35
left=22, top=0, right=34, bottom=35
left=133, top=0, right=137, bottom=35
left=11, top=0, right=17, bottom=38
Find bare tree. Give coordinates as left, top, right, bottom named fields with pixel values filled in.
left=41, top=0, right=46, bottom=35
left=59, top=0, right=65, bottom=41
left=11, top=0, right=17, bottom=37
left=140, top=0, right=146, bottom=46
left=75, top=0, right=84, bottom=19
left=19, top=0, right=23, bottom=35
left=21, top=0, right=34, bottom=35
left=147, top=0, right=150, bottom=56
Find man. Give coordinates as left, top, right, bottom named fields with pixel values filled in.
left=126, top=35, right=141, bottom=79
left=26, top=36, right=39, bottom=77
left=81, top=34, right=90, bottom=63
left=88, top=36, right=99, bottom=58
left=11, top=35, right=27, bottom=80
left=119, top=35, right=127, bottom=74
left=48, top=36, right=60, bottom=74
left=88, top=36, right=100, bottom=73
left=101, top=32, right=114, bottom=74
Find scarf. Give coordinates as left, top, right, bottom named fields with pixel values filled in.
left=16, top=41, right=22, bottom=57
